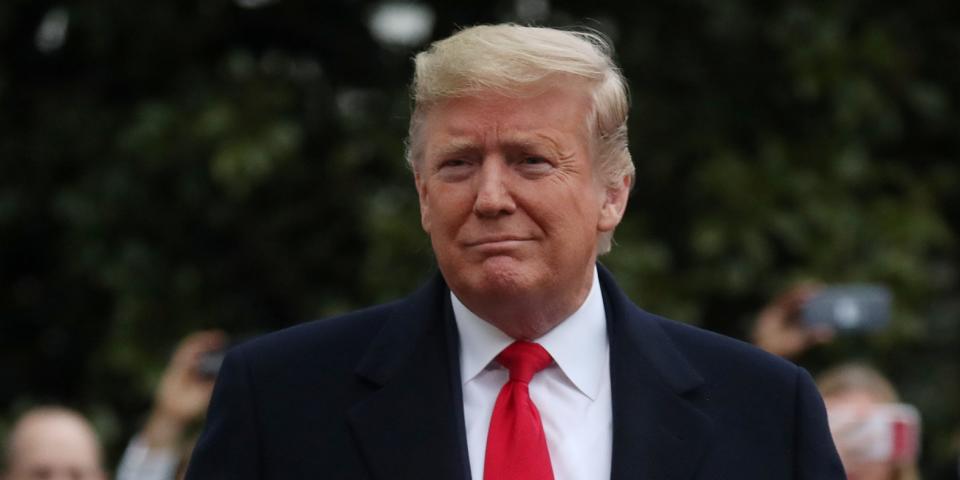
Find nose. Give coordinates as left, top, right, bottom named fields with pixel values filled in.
left=473, top=159, right=516, bottom=217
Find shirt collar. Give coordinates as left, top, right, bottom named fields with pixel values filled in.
left=451, top=266, right=609, bottom=400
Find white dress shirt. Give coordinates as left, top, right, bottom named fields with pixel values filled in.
left=453, top=267, right=613, bottom=480
left=115, top=435, right=179, bottom=480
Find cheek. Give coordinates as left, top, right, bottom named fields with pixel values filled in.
left=426, top=185, right=475, bottom=233
left=559, top=194, right=603, bottom=232
left=533, top=202, right=597, bottom=244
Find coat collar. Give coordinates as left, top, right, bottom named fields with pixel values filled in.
left=349, top=266, right=714, bottom=480
left=598, top=264, right=715, bottom=480
left=348, top=273, right=471, bottom=480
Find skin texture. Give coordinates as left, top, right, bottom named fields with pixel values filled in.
left=415, top=82, right=630, bottom=339
left=3, top=409, right=105, bottom=480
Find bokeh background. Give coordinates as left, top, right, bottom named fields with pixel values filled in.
left=1, top=0, right=958, bottom=476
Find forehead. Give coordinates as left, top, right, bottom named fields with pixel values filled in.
left=420, top=84, right=594, bottom=151
left=9, top=415, right=101, bottom=468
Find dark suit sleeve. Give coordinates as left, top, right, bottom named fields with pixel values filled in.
left=185, top=348, right=262, bottom=480
left=793, top=367, right=846, bottom=479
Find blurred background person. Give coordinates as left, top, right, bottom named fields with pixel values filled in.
left=818, top=363, right=921, bottom=480
left=1, top=406, right=106, bottom=480
left=752, top=285, right=924, bottom=479
left=116, top=330, right=225, bottom=480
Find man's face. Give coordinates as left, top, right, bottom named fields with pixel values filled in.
left=4, top=414, right=105, bottom=480
left=415, top=83, right=628, bottom=322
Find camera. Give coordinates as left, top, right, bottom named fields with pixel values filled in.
left=197, top=349, right=226, bottom=379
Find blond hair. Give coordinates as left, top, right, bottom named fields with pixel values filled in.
left=407, top=24, right=634, bottom=254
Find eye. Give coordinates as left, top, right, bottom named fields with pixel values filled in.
left=433, top=157, right=475, bottom=181
left=441, top=159, right=469, bottom=168
left=515, top=154, right=554, bottom=175
left=434, top=159, right=468, bottom=175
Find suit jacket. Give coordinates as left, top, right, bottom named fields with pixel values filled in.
left=186, top=265, right=845, bottom=479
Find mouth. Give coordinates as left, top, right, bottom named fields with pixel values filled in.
left=463, top=236, right=533, bottom=248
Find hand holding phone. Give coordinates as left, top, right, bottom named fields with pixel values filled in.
left=753, top=284, right=832, bottom=358
left=802, top=284, right=892, bottom=333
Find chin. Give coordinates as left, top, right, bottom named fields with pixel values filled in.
left=476, top=256, right=540, bottom=291
left=444, top=255, right=540, bottom=298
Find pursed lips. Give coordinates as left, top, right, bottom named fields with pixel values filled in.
left=462, top=235, right=533, bottom=247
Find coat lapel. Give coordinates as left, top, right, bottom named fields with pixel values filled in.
left=347, top=274, right=471, bottom=480
left=347, top=266, right=713, bottom=480
left=599, top=266, right=715, bottom=480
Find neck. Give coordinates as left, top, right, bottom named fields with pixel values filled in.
left=456, top=267, right=595, bottom=340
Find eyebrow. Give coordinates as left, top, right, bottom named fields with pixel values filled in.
left=428, top=132, right=568, bottom=159
left=516, top=132, right=567, bottom=155
left=429, top=138, right=480, bottom=159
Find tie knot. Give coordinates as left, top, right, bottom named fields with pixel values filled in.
left=496, top=341, right=553, bottom=383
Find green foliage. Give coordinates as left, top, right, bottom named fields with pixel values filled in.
left=1, top=0, right=957, bottom=475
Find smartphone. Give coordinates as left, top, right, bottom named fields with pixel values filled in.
left=197, top=349, right=226, bottom=379
left=827, top=403, right=921, bottom=464
left=802, top=284, right=891, bottom=333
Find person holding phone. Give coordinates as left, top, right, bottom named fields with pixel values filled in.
left=116, top=330, right=225, bottom=480
left=752, top=285, right=922, bottom=480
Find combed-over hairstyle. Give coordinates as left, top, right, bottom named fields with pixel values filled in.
left=406, top=24, right=634, bottom=253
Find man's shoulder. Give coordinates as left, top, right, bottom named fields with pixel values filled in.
left=649, top=312, right=801, bottom=384
left=222, top=272, right=448, bottom=382
left=599, top=265, right=800, bottom=386
left=229, top=299, right=405, bottom=369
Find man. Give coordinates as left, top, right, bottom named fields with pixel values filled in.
left=2, top=407, right=107, bottom=480
left=186, top=24, right=845, bottom=479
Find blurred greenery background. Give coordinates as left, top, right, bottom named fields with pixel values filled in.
left=1, top=0, right=957, bottom=476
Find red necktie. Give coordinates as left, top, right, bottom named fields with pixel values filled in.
left=484, top=341, right=555, bottom=480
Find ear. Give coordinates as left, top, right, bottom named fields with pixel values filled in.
left=597, top=174, right=631, bottom=232
left=414, top=172, right=431, bottom=233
